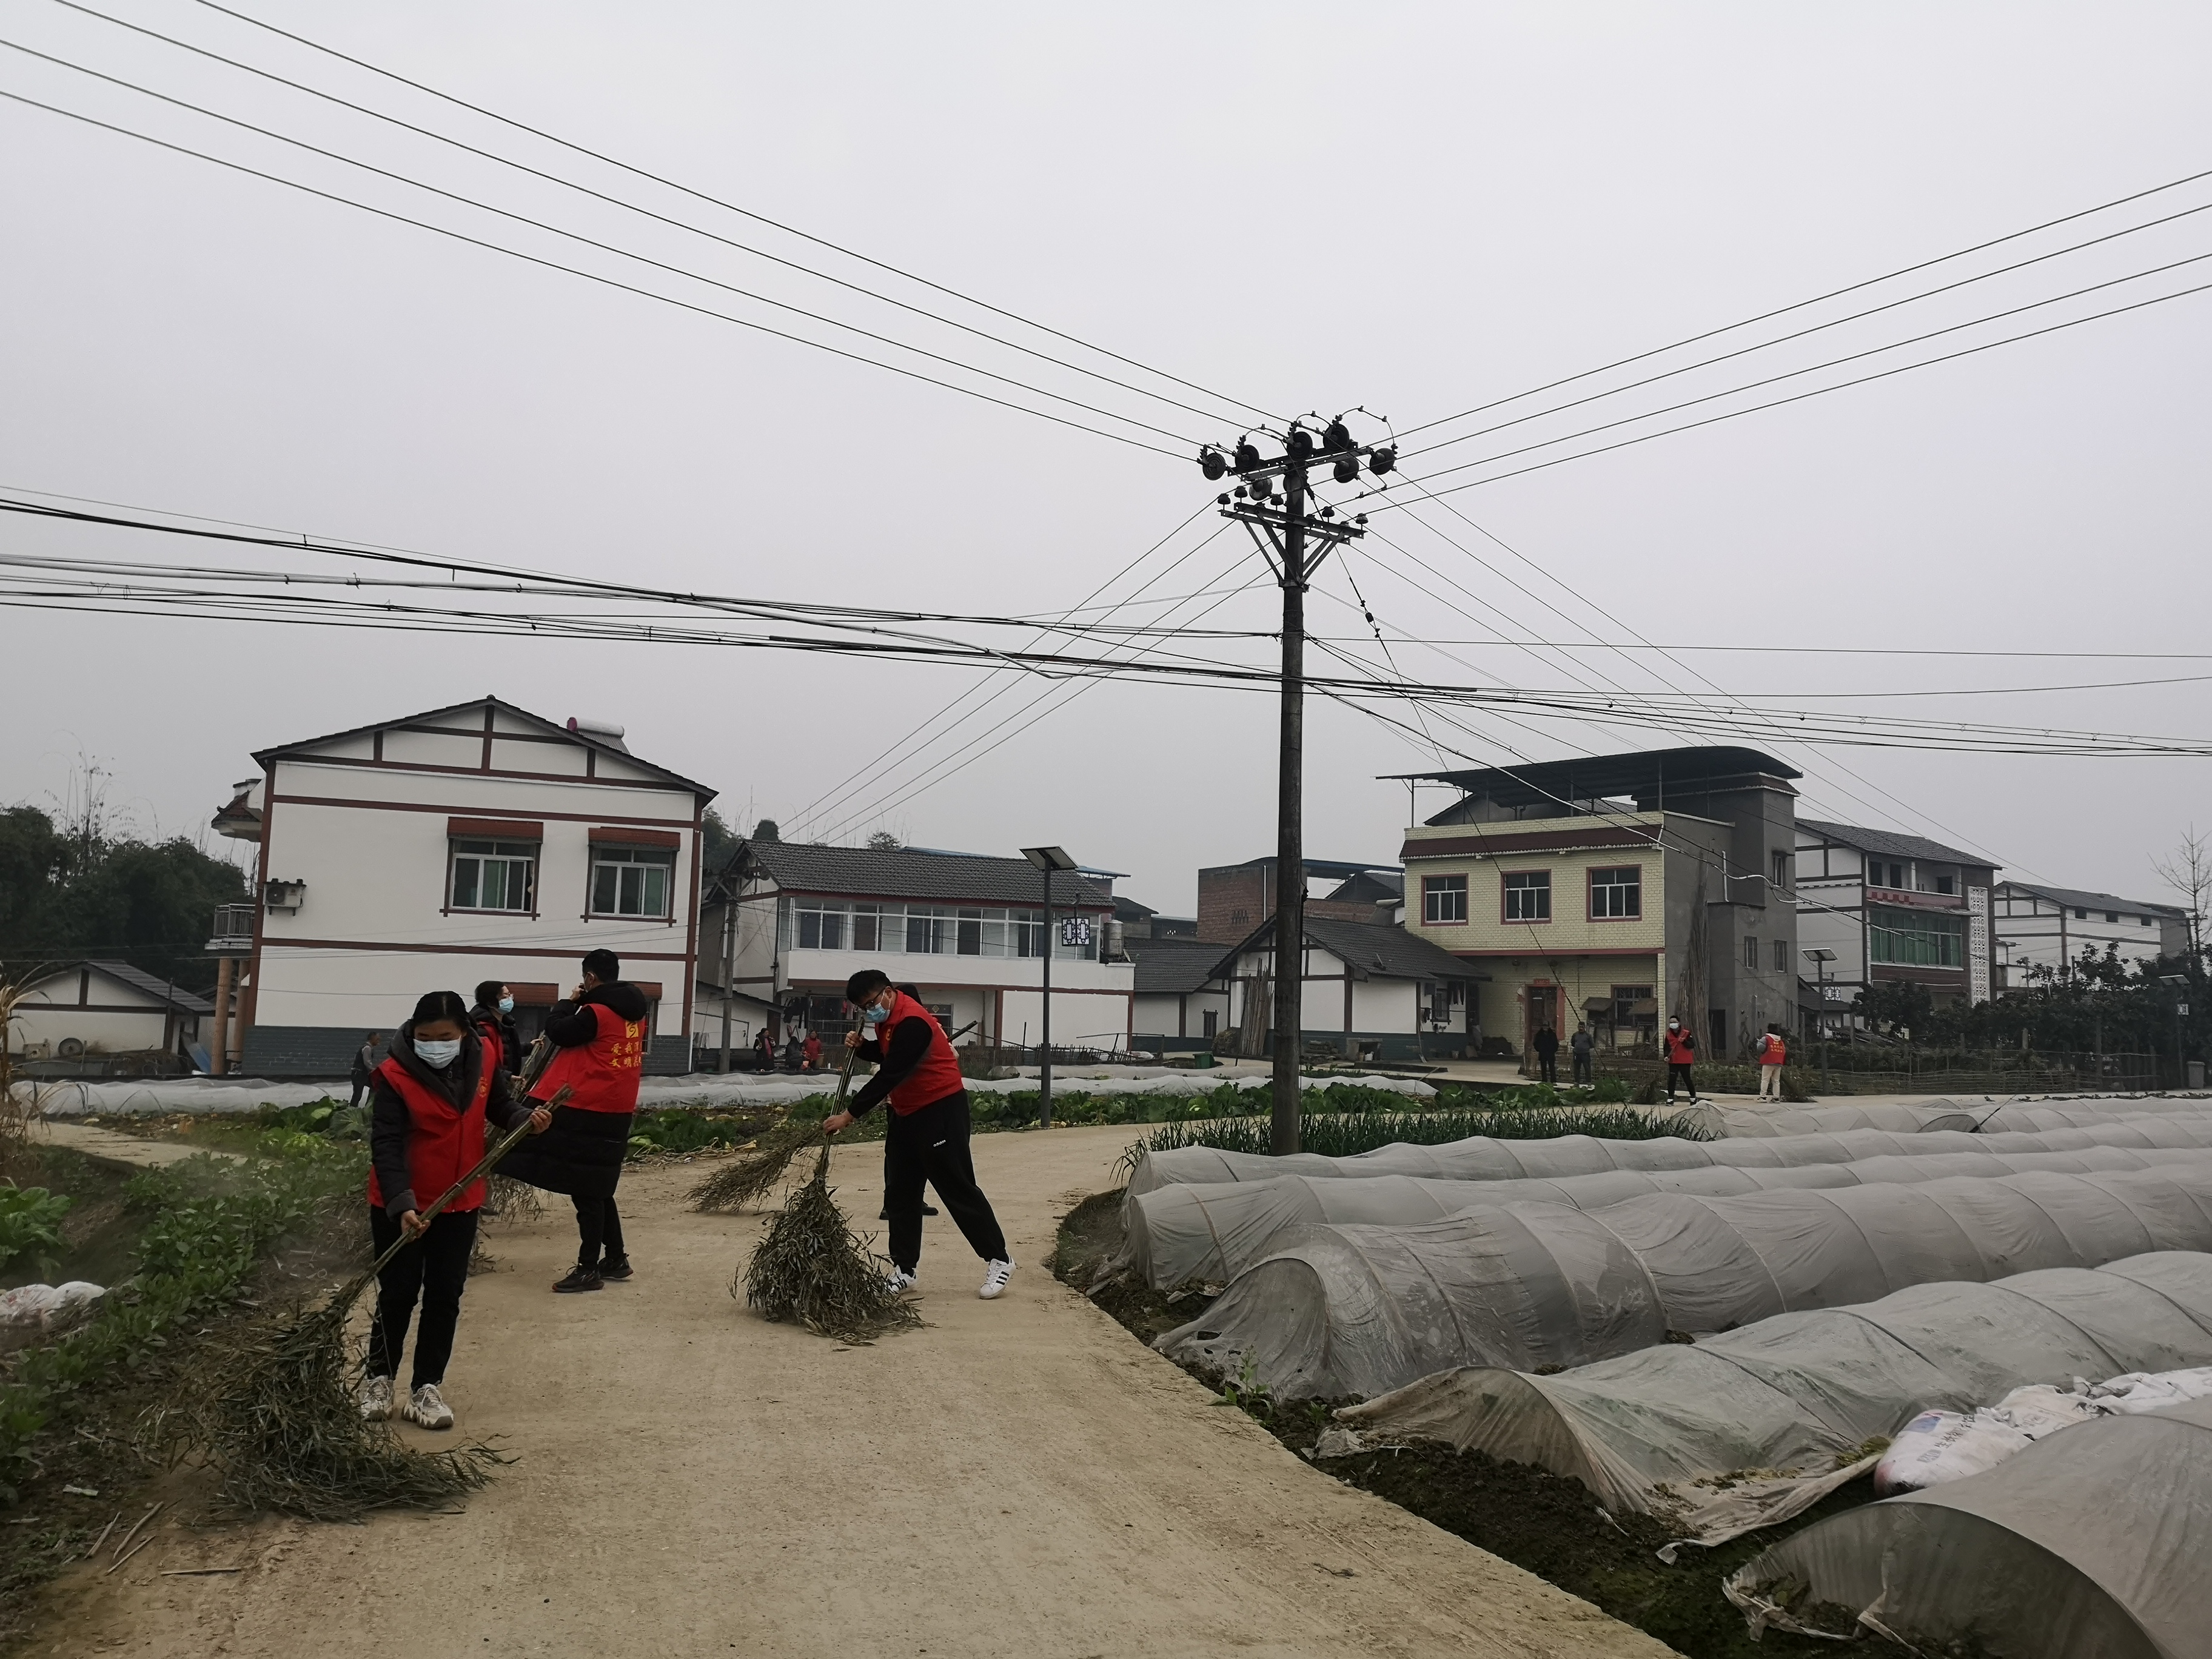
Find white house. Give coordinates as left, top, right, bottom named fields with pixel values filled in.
left=1992, top=882, right=2188, bottom=983
left=209, top=697, right=716, bottom=1075
left=1794, top=819, right=2000, bottom=1025
left=5, top=962, right=209, bottom=1062
left=1130, top=937, right=1233, bottom=1054
left=1218, top=913, right=1481, bottom=1065
left=703, top=840, right=1135, bottom=1052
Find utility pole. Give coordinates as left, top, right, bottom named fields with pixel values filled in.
left=1022, top=845, right=1079, bottom=1128
left=1199, top=420, right=1392, bottom=1154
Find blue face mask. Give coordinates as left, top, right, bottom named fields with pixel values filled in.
left=498, top=996, right=515, bottom=1014
left=862, top=1002, right=891, bottom=1027
left=415, top=1036, right=462, bottom=1069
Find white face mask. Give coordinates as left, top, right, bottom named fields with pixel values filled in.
left=498, top=996, right=515, bottom=1014
left=415, top=1036, right=463, bottom=1069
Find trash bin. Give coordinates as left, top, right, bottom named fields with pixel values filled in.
left=2190, top=1061, right=2207, bottom=1090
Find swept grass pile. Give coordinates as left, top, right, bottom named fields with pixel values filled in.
left=688, top=1113, right=825, bottom=1211
left=740, top=1142, right=920, bottom=1343
left=162, top=1296, right=503, bottom=1521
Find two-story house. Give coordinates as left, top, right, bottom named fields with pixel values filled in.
left=208, top=697, right=715, bottom=1075
left=1794, top=820, right=1999, bottom=1019
left=1992, top=881, right=2188, bottom=984
left=703, top=840, right=1135, bottom=1053
left=1393, top=746, right=1802, bottom=1063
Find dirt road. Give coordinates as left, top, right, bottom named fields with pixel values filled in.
left=45, top=1124, right=1670, bottom=1659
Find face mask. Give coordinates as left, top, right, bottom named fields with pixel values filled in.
left=862, top=1002, right=891, bottom=1027
left=415, top=1037, right=462, bottom=1068
left=498, top=997, right=515, bottom=1014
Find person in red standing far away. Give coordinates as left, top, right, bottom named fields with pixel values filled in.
left=823, top=969, right=1013, bottom=1299
left=1662, top=1016, right=1701, bottom=1105
left=1755, top=1024, right=1789, bottom=1101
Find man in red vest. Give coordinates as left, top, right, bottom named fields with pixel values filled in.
left=823, top=969, right=1013, bottom=1299
left=1661, top=1016, right=1700, bottom=1104
left=501, top=948, right=651, bottom=1293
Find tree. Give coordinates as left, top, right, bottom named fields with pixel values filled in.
left=2153, top=826, right=2210, bottom=965
left=1855, top=977, right=1933, bottom=1037
left=751, top=817, right=780, bottom=843
left=865, top=831, right=902, bottom=851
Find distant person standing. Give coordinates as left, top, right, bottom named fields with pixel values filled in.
left=350, top=1032, right=383, bottom=1109
left=783, top=1026, right=805, bottom=1073
left=1755, top=1024, right=1789, bottom=1100
left=500, top=950, right=649, bottom=1293
left=1569, top=1023, right=1594, bottom=1087
left=1532, top=1022, right=1560, bottom=1085
left=754, top=1028, right=776, bottom=1072
left=469, top=981, right=521, bottom=1076
left=1662, top=1016, right=1700, bottom=1104
left=825, top=970, right=1011, bottom=1299
left=802, top=1029, right=823, bottom=1073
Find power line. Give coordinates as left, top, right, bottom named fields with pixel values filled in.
left=1395, top=161, right=2212, bottom=444
left=0, top=84, right=1190, bottom=460
left=0, top=39, right=1212, bottom=451
left=181, top=0, right=1282, bottom=425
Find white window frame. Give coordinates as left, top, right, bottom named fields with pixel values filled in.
left=1423, top=874, right=1468, bottom=925
left=449, top=837, right=538, bottom=914
left=589, top=844, right=675, bottom=919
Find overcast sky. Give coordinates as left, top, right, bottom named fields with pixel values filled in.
left=6, top=1, right=2209, bottom=916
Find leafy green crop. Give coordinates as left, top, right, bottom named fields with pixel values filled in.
left=0, top=1185, right=71, bottom=1275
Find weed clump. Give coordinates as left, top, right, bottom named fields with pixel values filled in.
left=740, top=1142, right=920, bottom=1344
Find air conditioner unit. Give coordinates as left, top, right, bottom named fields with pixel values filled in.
left=263, top=878, right=307, bottom=914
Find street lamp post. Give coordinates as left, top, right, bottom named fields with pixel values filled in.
left=1023, top=846, right=1079, bottom=1128
left=2161, top=974, right=2190, bottom=1090
left=1804, top=948, right=1838, bottom=1090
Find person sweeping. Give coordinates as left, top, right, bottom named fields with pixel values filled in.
left=823, top=970, right=1013, bottom=1299
left=498, top=948, right=649, bottom=1293
left=362, top=991, right=551, bottom=1430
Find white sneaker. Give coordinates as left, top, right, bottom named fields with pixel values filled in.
left=359, top=1375, right=394, bottom=1423
left=979, top=1259, right=1015, bottom=1299
left=403, top=1382, right=454, bottom=1430
left=885, top=1268, right=918, bottom=1294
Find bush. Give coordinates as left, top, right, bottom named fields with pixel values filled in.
left=0, top=1185, right=71, bottom=1274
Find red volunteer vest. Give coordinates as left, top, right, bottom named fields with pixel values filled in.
left=870, top=991, right=965, bottom=1114
left=1663, top=1028, right=1695, bottom=1064
left=533, top=1000, right=646, bottom=1114
left=1761, top=1035, right=1788, bottom=1066
left=367, top=1037, right=497, bottom=1213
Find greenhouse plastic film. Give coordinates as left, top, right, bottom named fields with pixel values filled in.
left=1158, top=1165, right=2212, bottom=1400
left=1123, top=1125, right=2212, bottom=1288
left=1727, top=1394, right=2212, bottom=1658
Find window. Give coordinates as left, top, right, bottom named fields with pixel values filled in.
left=450, top=839, right=537, bottom=913
left=1771, top=850, right=1791, bottom=891
left=779, top=900, right=1053, bottom=957
left=1869, top=905, right=1965, bottom=967
left=1744, top=936, right=1760, bottom=970
left=1202, top=1010, right=1219, bottom=1037
left=905, top=907, right=952, bottom=954
left=1589, top=866, right=1641, bottom=920
left=1610, top=985, right=1654, bottom=1034
left=1423, top=874, right=1467, bottom=924
left=2075, top=908, right=2088, bottom=920
left=794, top=899, right=847, bottom=951
left=1773, top=938, right=1789, bottom=973
left=2105, top=911, right=2119, bottom=923
left=589, top=845, right=674, bottom=918
left=957, top=908, right=984, bottom=955
left=1502, top=870, right=1551, bottom=922
left=1934, top=874, right=1956, bottom=896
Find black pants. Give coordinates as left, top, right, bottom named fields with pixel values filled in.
left=349, top=1078, right=368, bottom=1108
left=1666, top=1062, right=1697, bottom=1100
left=1572, top=1053, right=1592, bottom=1086
left=883, top=1091, right=1007, bottom=1274
left=1536, top=1054, right=1557, bottom=1084
left=367, top=1205, right=477, bottom=1390
left=572, top=1192, right=626, bottom=1267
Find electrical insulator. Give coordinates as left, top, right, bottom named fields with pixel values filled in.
left=1285, top=425, right=1316, bottom=460
left=1216, top=493, right=1231, bottom=506
left=1332, top=454, right=1360, bottom=484
left=1233, top=441, right=1264, bottom=472
left=1198, top=447, right=1227, bottom=480
left=1369, top=446, right=1396, bottom=475
left=1322, top=419, right=1353, bottom=454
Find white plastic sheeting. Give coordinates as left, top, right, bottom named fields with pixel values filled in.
left=1728, top=1392, right=2212, bottom=1657
left=1124, top=1137, right=2212, bottom=1289
left=19, top=1067, right=1435, bottom=1116
left=1158, top=1167, right=2212, bottom=1400
left=1979, top=1098, right=2212, bottom=1132
left=1678, top=1101, right=1985, bottom=1138
left=1313, top=1254, right=2212, bottom=1531
left=1123, top=1107, right=2212, bottom=1200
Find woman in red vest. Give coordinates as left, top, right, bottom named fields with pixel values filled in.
left=1661, top=1016, right=1701, bottom=1105
left=363, top=990, right=550, bottom=1430
left=500, top=949, right=651, bottom=1293
left=1756, top=1024, right=1789, bottom=1100
left=823, top=969, right=1013, bottom=1299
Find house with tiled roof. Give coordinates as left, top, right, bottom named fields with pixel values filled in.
left=1794, top=817, right=2001, bottom=1021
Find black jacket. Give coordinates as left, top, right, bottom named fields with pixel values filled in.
left=468, top=1004, right=523, bottom=1075
left=543, top=980, right=652, bottom=1048
left=369, top=1022, right=532, bottom=1217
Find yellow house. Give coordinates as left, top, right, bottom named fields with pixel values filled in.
left=1393, top=747, right=1802, bottom=1065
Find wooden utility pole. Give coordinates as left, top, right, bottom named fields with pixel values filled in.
left=1201, top=421, right=1391, bottom=1155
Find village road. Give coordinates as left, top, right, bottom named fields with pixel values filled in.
left=40, top=1121, right=1672, bottom=1659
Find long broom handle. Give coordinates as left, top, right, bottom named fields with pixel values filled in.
left=359, top=1083, right=572, bottom=1285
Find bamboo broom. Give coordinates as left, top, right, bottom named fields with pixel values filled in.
left=688, top=1036, right=861, bottom=1212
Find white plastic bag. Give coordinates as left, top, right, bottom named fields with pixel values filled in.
left=1872, top=1384, right=2101, bottom=1495
left=0, top=1282, right=107, bottom=1330
left=2089, top=1366, right=2212, bottom=1415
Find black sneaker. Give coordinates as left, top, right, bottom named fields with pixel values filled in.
left=553, top=1265, right=603, bottom=1293
left=876, top=1204, right=940, bottom=1219
left=598, top=1256, right=634, bottom=1282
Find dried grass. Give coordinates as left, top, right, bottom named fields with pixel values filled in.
left=481, top=1174, right=543, bottom=1224
left=686, top=1113, right=823, bottom=1212
left=739, top=1142, right=920, bottom=1344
